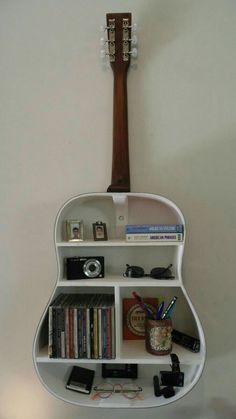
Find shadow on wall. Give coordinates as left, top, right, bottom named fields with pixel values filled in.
left=128, top=1, right=236, bottom=362
left=168, top=398, right=236, bottom=419
left=133, top=129, right=236, bottom=362
left=208, top=398, right=236, bottom=419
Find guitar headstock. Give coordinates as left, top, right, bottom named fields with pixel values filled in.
left=101, top=13, right=137, bottom=73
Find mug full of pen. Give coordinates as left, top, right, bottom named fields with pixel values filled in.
left=131, top=292, right=177, bottom=355
left=144, top=296, right=177, bottom=356
left=145, top=318, right=172, bottom=355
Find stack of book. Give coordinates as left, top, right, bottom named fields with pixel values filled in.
left=48, top=293, right=115, bottom=360
left=125, top=224, right=184, bottom=242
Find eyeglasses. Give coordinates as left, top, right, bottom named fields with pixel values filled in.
left=123, top=264, right=174, bottom=279
left=91, top=382, right=143, bottom=400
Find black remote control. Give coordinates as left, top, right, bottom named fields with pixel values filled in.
left=172, top=329, right=200, bottom=352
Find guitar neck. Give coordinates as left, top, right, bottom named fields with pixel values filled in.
left=107, top=71, right=130, bottom=192
left=106, top=13, right=132, bottom=193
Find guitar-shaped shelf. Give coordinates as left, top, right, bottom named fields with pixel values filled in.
left=33, top=13, right=206, bottom=409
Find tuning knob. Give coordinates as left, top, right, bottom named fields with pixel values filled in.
left=131, top=35, right=138, bottom=46
left=100, top=23, right=115, bottom=32
left=100, top=37, right=106, bottom=46
left=130, top=48, right=138, bottom=58
left=126, top=22, right=137, bottom=31
left=100, top=49, right=107, bottom=59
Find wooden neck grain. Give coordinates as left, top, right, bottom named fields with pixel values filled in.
left=107, top=70, right=130, bottom=192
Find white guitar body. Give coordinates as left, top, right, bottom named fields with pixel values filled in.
left=33, top=192, right=206, bottom=408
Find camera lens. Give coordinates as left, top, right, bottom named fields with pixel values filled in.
left=83, top=258, right=102, bottom=278
left=89, top=264, right=96, bottom=273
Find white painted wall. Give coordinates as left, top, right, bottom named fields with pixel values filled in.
left=0, top=1, right=235, bottom=418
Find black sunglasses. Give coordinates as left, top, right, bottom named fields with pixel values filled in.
left=123, top=263, right=174, bottom=279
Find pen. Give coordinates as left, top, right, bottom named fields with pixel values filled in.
left=156, top=301, right=165, bottom=320
left=132, top=291, right=154, bottom=318
left=161, top=296, right=178, bottom=319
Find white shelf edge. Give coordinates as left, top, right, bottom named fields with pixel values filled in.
left=120, top=341, right=204, bottom=364
left=34, top=374, right=198, bottom=409
left=36, top=343, right=203, bottom=365
left=56, top=278, right=182, bottom=288
left=56, top=240, right=184, bottom=247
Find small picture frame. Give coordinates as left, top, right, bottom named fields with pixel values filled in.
left=93, top=221, right=108, bottom=241
left=66, top=220, right=83, bottom=242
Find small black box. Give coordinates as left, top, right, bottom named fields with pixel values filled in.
left=66, top=366, right=95, bottom=394
left=102, top=363, right=138, bottom=379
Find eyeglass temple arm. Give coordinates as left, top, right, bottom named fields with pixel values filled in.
left=93, top=386, right=142, bottom=393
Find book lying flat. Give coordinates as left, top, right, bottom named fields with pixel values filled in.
left=126, top=233, right=183, bottom=241
left=125, top=224, right=184, bottom=233
left=66, top=366, right=95, bottom=394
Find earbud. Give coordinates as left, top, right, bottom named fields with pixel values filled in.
left=153, top=375, right=175, bottom=399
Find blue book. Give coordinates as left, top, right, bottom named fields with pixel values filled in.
left=125, top=224, right=184, bottom=234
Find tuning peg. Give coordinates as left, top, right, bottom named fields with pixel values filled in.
left=100, top=24, right=111, bottom=32
left=131, top=35, right=138, bottom=46
left=100, top=21, right=115, bottom=31
left=100, top=49, right=115, bottom=63
left=125, top=22, right=137, bottom=31
left=130, top=48, right=138, bottom=58
left=100, top=49, right=106, bottom=59
left=100, top=37, right=106, bottom=46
